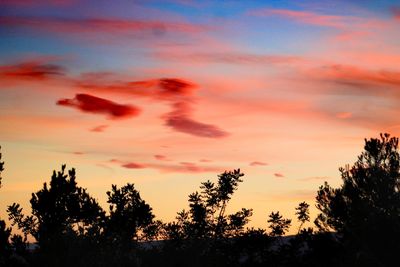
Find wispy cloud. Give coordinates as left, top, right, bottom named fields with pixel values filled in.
left=308, top=64, right=400, bottom=93
left=249, top=161, right=268, bottom=166
left=164, top=102, right=229, bottom=138
left=90, top=125, right=109, bottom=132
left=0, top=61, right=65, bottom=81
left=249, top=8, right=353, bottom=28
left=154, top=51, right=302, bottom=65
left=0, top=16, right=209, bottom=36
left=112, top=158, right=223, bottom=173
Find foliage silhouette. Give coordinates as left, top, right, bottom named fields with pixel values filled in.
left=0, top=146, right=11, bottom=266
left=295, top=201, right=310, bottom=233
left=105, top=183, right=154, bottom=245
left=0, top=146, right=3, bottom=188
left=315, top=133, right=400, bottom=266
left=7, top=165, right=106, bottom=266
left=164, top=169, right=252, bottom=240
left=2, top=133, right=400, bottom=266
left=267, top=211, right=291, bottom=237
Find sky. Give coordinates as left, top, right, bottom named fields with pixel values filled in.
left=1, top=0, right=400, bottom=234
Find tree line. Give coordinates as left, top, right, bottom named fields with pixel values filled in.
left=1, top=133, right=400, bottom=266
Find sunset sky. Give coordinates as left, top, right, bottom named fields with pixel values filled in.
left=1, top=0, right=400, bottom=233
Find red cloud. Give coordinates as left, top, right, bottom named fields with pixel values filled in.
left=158, top=78, right=195, bottom=98
left=249, top=161, right=268, bottom=166
left=112, top=159, right=222, bottom=173
left=274, top=173, right=285, bottom=178
left=79, top=77, right=228, bottom=138
left=250, top=8, right=351, bottom=28
left=57, top=94, right=140, bottom=119
left=0, top=61, right=65, bottom=81
left=164, top=102, right=229, bottom=138
left=78, top=77, right=195, bottom=100
left=90, top=125, right=109, bottom=132
left=121, top=162, right=146, bottom=169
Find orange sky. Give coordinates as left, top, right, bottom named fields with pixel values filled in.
left=1, top=0, right=400, bottom=235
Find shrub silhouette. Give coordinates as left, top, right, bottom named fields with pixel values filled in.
left=7, top=165, right=106, bottom=266
left=0, top=146, right=4, bottom=188
left=2, top=133, right=400, bottom=266
left=295, top=201, right=310, bottom=234
left=164, top=169, right=252, bottom=240
left=315, top=133, right=400, bottom=266
left=105, top=183, right=155, bottom=245
left=0, top=147, right=12, bottom=265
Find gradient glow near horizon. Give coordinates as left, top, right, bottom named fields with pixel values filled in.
left=1, top=0, right=400, bottom=233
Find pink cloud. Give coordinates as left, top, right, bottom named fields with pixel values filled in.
left=154, top=154, right=171, bottom=161
left=90, top=125, right=109, bottom=132
left=249, top=161, right=268, bottom=166
left=78, top=77, right=196, bottom=100
left=113, top=159, right=222, bottom=173
left=249, top=8, right=352, bottom=28
left=57, top=94, right=141, bottom=119
left=336, top=112, right=352, bottom=119
left=121, top=162, right=146, bottom=169
left=391, top=7, right=400, bottom=20
left=310, top=64, right=400, bottom=91
left=154, top=51, right=302, bottom=65
left=0, top=61, right=65, bottom=81
left=0, top=16, right=209, bottom=36
left=164, top=102, right=229, bottom=138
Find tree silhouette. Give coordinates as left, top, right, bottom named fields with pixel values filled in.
left=164, top=169, right=252, bottom=240
left=267, top=211, right=291, bottom=237
left=295, top=201, right=310, bottom=233
left=0, top=146, right=11, bottom=265
left=315, top=133, right=400, bottom=266
left=7, top=165, right=105, bottom=250
left=105, top=183, right=154, bottom=245
left=0, top=146, right=3, bottom=188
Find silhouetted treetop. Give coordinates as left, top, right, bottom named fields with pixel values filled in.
left=164, top=169, right=252, bottom=239
left=267, top=211, right=291, bottom=237
left=105, top=183, right=154, bottom=243
left=8, top=165, right=105, bottom=248
left=295, top=201, right=310, bottom=233
left=0, top=146, right=4, bottom=188
left=315, top=133, right=400, bottom=266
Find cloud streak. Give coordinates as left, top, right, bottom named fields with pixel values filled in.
left=90, top=125, right=109, bottom=132
left=0, top=16, right=209, bottom=37
left=56, top=94, right=141, bottom=119
left=0, top=61, right=65, bottom=81
left=154, top=51, right=302, bottom=65
left=249, top=8, right=354, bottom=28
left=79, top=76, right=229, bottom=138
left=309, top=64, right=400, bottom=95
left=164, top=102, right=229, bottom=138
left=112, top=159, right=222, bottom=173
left=249, top=161, right=268, bottom=166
